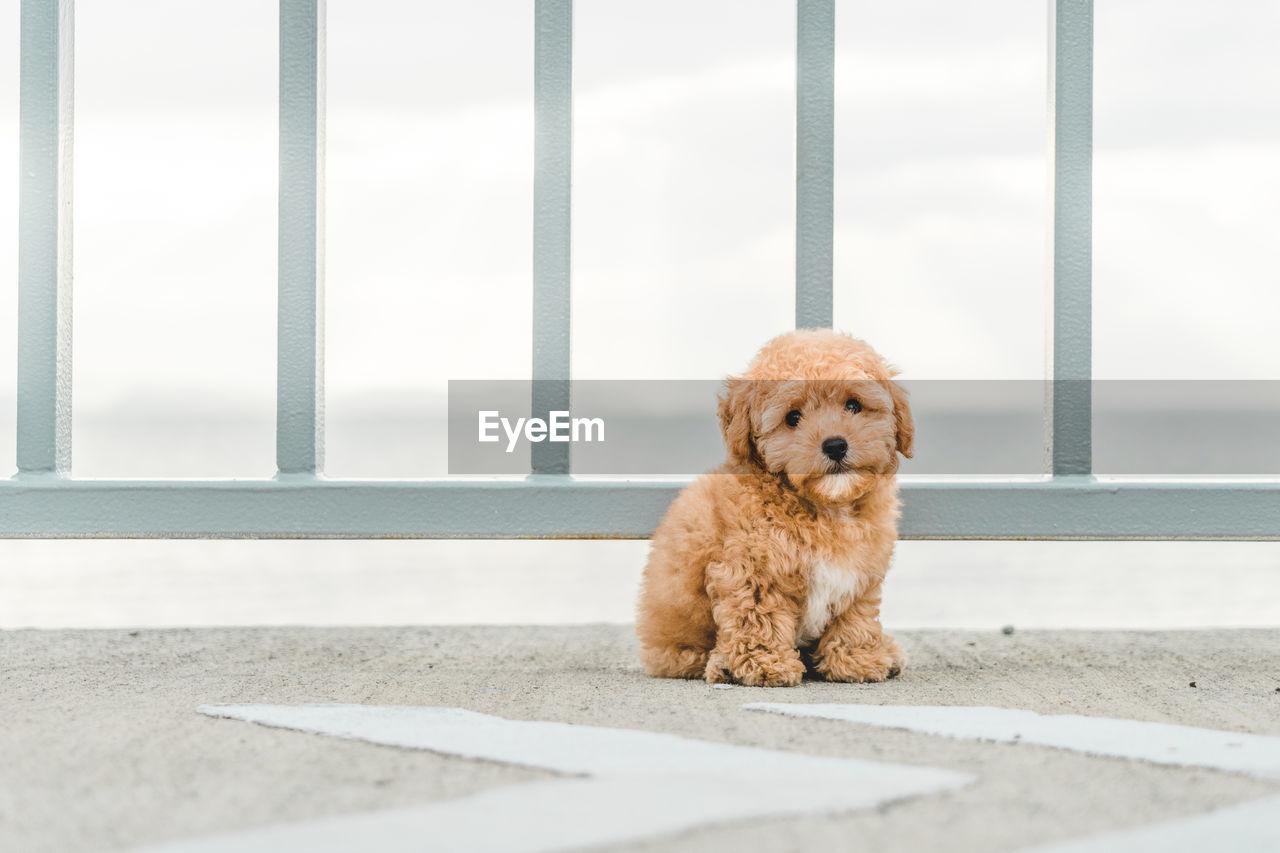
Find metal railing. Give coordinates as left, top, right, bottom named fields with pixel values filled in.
left=7, top=0, right=1279, bottom=539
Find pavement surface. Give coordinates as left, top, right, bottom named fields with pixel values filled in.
left=2, top=625, right=1278, bottom=852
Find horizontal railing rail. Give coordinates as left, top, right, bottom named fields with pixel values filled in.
left=9, top=0, right=1280, bottom=539
left=1, top=477, right=1279, bottom=539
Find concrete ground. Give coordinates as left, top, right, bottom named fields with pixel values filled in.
left=2, top=626, right=1278, bottom=852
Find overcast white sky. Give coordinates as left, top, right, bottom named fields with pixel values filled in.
left=0, top=1, right=1277, bottom=464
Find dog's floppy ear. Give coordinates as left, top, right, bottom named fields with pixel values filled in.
left=886, top=379, right=914, bottom=458
left=718, top=377, right=755, bottom=467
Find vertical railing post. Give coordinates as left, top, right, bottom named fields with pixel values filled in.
left=795, top=0, right=834, bottom=329
left=1046, top=0, right=1093, bottom=476
left=17, top=0, right=74, bottom=476
left=277, top=0, right=326, bottom=475
left=532, top=0, right=572, bottom=475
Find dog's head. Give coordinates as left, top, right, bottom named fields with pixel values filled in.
left=718, top=329, right=913, bottom=504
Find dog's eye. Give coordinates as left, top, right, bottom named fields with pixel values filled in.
left=845, top=398, right=862, bottom=414
left=785, top=409, right=802, bottom=428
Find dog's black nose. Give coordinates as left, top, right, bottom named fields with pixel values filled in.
left=822, top=436, right=848, bottom=461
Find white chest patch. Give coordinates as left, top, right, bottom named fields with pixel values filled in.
left=797, top=561, right=861, bottom=646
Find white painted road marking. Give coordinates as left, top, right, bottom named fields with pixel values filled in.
left=744, top=703, right=1280, bottom=780
left=1021, top=795, right=1280, bottom=853
left=746, top=703, right=1280, bottom=851
left=144, top=704, right=970, bottom=852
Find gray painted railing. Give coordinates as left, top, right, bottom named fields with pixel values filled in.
left=276, top=0, right=326, bottom=476
left=1047, top=0, right=1092, bottom=478
left=17, top=0, right=73, bottom=477
left=8, top=0, right=1280, bottom=539
left=531, top=0, right=573, bottom=476
left=795, top=0, right=834, bottom=329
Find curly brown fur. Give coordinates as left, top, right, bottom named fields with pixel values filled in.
left=636, top=329, right=913, bottom=687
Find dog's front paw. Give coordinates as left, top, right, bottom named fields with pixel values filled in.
left=705, top=647, right=805, bottom=688
left=814, top=635, right=906, bottom=683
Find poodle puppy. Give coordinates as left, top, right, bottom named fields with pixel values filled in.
left=636, top=329, right=913, bottom=687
